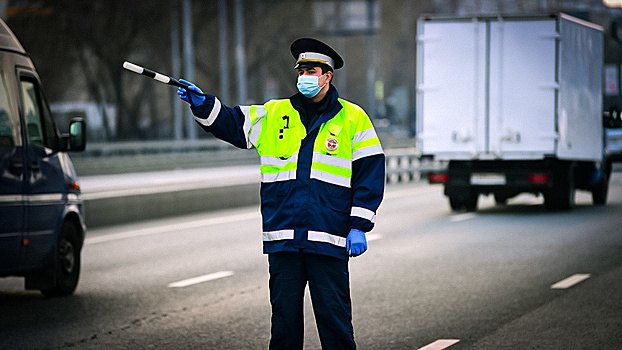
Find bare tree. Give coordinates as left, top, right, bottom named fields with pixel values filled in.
left=8, top=0, right=171, bottom=140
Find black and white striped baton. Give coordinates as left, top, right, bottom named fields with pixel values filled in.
left=122, top=61, right=207, bottom=96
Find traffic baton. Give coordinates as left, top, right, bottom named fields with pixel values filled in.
left=122, top=61, right=207, bottom=96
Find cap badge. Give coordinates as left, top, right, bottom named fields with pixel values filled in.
left=326, top=137, right=338, bottom=152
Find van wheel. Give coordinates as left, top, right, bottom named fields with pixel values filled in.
left=41, top=221, right=81, bottom=297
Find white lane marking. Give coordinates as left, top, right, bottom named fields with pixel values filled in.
left=418, top=339, right=460, bottom=350
left=85, top=211, right=260, bottom=245
left=168, top=271, right=234, bottom=288
left=366, top=233, right=382, bottom=242
left=450, top=213, right=477, bottom=222
left=551, top=273, right=591, bottom=289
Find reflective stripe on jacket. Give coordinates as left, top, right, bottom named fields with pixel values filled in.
left=191, top=93, right=385, bottom=260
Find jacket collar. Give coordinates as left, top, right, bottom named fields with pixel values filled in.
left=290, top=85, right=343, bottom=132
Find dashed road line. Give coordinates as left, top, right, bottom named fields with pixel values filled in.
left=551, top=273, right=591, bottom=289
left=418, top=339, right=460, bottom=350
left=168, top=271, right=235, bottom=288
left=450, top=213, right=477, bottom=222
left=366, top=233, right=382, bottom=242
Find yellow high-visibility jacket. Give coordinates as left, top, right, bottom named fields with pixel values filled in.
left=191, top=87, right=385, bottom=260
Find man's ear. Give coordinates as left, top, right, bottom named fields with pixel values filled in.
left=326, top=71, right=333, bottom=84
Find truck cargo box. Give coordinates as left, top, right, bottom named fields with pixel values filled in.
left=416, top=13, right=603, bottom=162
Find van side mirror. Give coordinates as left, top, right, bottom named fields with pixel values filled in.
left=60, top=118, right=86, bottom=152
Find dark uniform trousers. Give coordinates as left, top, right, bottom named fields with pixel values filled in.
left=268, top=252, right=356, bottom=350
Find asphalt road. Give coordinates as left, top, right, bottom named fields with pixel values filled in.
left=1, top=174, right=622, bottom=349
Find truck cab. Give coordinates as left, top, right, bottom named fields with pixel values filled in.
left=0, top=19, right=86, bottom=296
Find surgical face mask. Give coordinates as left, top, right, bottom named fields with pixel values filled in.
left=297, top=74, right=326, bottom=98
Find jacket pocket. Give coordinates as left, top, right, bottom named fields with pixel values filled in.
left=319, top=192, right=351, bottom=214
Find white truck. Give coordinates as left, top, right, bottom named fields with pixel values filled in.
left=416, top=13, right=609, bottom=211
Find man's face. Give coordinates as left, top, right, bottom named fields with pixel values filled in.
left=297, top=66, right=331, bottom=86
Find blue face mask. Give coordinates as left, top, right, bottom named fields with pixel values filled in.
left=297, top=74, right=326, bottom=98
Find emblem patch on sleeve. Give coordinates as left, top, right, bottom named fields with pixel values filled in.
left=326, top=137, right=338, bottom=151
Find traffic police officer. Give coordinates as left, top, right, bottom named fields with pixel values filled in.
left=178, top=37, right=385, bottom=349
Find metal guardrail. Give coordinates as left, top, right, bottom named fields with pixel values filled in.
left=384, top=148, right=446, bottom=184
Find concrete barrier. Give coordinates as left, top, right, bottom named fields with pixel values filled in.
left=80, top=165, right=260, bottom=228
left=79, top=149, right=443, bottom=228
left=84, top=183, right=260, bottom=228
left=79, top=152, right=621, bottom=228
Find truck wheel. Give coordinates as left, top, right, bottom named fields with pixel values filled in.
left=592, top=180, right=608, bottom=205
left=464, top=191, right=478, bottom=212
left=448, top=190, right=478, bottom=212
left=544, top=161, right=574, bottom=211
left=592, top=161, right=611, bottom=205
left=494, top=194, right=508, bottom=206
left=449, top=194, right=463, bottom=211
left=41, top=221, right=81, bottom=297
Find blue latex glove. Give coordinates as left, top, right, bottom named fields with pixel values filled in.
left=177, top=79, right=206, bottom=106
left=346, top=229, right=367, bottom=257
